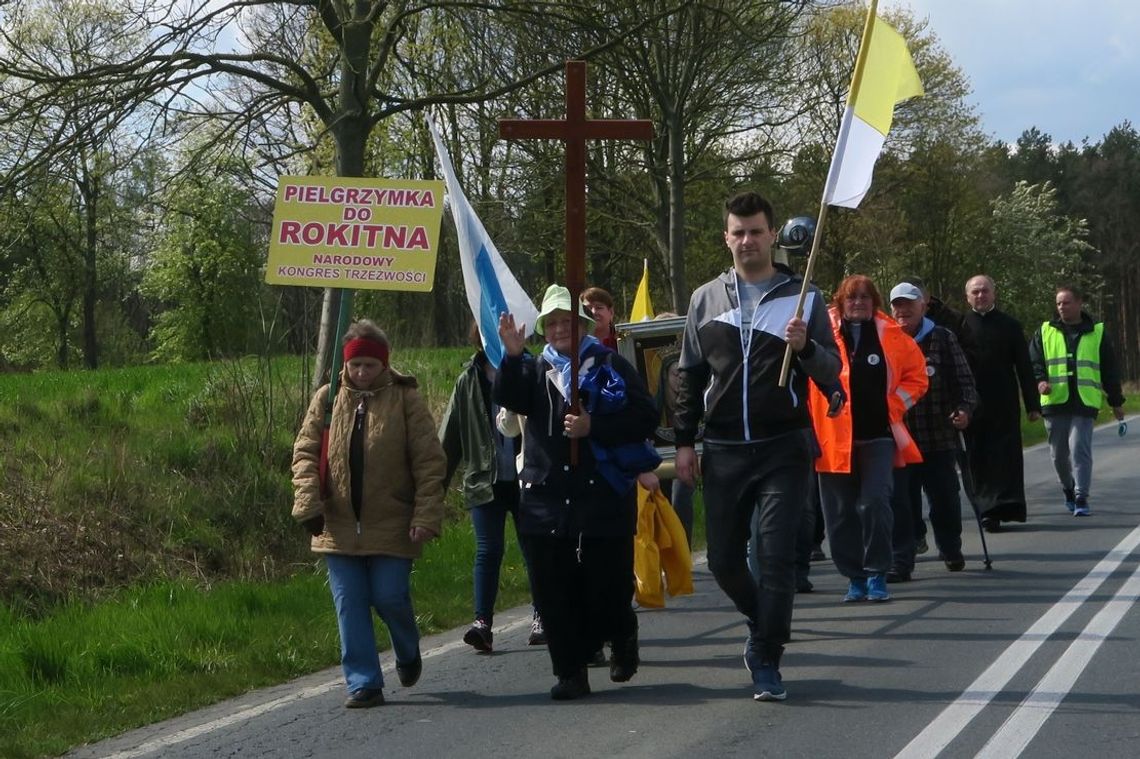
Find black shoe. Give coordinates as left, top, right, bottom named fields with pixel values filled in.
left=809, top=545, right=827, bottom=562
left=915, top=537, right=929, bottom=555
left=344, top=688, right=384, bottom=708
left=588, top=647, right=607, bottom=667
left=462, top=618, right=493, bottom=653
left=886, top=569, right=911, bottom=583
left=551, top=669, right=591, bottom=700
left=981, top=517, right=1000, bottom=533
left=943, top=554, right=966, bottom=572
left=796, top=578, right=814, bottom=593
left=396, top=654, right=422, bottom=687
left=609, top=632, right=640, bottom=683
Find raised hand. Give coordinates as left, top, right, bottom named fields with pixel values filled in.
left=498, top=312, right=526, bottom=357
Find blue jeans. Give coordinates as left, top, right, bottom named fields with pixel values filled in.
left=325, top=554, right=420, bottom=693
left=1044, top=414, right=1094, bottom=499
left=470, top=481, right=529, bottom=622
left=671, top=479, right=695, bottom=548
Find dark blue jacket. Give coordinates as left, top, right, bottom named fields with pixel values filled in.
left=493, top=341, right=657, bottom=537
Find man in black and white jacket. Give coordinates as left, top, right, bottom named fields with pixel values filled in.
left=674, top=191, right=839, bottom=702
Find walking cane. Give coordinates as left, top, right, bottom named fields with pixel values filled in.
left=956, top=431, right=992, bottom=570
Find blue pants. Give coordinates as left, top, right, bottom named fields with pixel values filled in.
left=471, top=481, right=533, bottom=622
left=325, top=554, right=420, bottom=694
left=819, top=438, right=895, bottom=579
left=1044, top=414, right=1094, bottom=499
left=703, top=433, right=808, bottom=660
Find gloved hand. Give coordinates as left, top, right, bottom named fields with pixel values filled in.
left=302, top=514, right=325, bottom=536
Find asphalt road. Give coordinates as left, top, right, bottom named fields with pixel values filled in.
left=70, top=418, right=1140, bottom=759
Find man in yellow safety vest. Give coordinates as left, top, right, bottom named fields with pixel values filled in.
left=1029, top=285, right=1126, bottom=517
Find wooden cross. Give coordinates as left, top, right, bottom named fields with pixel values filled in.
left=500, top=60, right=653, bottom=461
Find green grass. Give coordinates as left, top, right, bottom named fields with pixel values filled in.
left=0, top=506, right=537, bottom=759
left=1019, top=382, right=1140, bottom=447
left=0, top=350, right=471, bottom=617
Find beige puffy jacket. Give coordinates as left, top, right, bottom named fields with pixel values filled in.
left=292, top=366, right=445, bottom=558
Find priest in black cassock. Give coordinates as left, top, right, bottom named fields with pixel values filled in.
left=960, top=275, right=1041, bottom=531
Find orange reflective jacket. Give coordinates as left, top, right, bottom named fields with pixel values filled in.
left=809, top=309, right=928, bottom=473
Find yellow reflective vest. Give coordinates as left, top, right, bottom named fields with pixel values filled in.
left=1039, top=321, right=1105, bottom=409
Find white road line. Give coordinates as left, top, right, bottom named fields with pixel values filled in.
left=893, top=523, right=1140, bottom=759
left=974, top=560, right=1140, bottom=759
left=98, top=616, right=531, bottom=759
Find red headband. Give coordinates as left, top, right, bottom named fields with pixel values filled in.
left=343, top=338, right=389, bottom=366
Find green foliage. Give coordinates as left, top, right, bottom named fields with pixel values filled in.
left=0, top=348, right=474, bottom=617
left=985, top=181, right=1097, bottom=327
left=0, top=296, right=67, bottom=368
left=141, top=168, right=268, bottom=362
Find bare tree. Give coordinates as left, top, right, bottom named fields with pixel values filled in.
left=1, top=0, right=691, bottom=383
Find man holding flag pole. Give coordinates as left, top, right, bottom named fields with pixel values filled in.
left=676, top=0, right=922, bottom=702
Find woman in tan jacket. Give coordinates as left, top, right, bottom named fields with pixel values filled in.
left=292, top=320, right=446, bottom=708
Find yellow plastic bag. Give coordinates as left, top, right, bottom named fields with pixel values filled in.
left=634, top=485, right=693, bottom=608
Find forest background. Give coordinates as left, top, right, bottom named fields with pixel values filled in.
left=1, top=0, right=1137, bottom=378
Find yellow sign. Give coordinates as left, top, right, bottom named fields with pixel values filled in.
left=266, top=176, right=445, bottom=291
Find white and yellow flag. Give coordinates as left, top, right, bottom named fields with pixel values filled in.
left=822, top=7, right=923, bottom=208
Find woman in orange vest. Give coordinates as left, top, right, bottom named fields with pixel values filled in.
left=809, top=276, right=927, bottom=603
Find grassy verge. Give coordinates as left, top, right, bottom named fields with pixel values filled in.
left=0, top=508, right=535, bottom=759
left=0, top=348, right=471, bottom=617
left=3, top=494, right=707, bottom=759
left=1019, top=382, right=1140, bottom=447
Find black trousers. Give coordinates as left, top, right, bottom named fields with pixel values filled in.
left=703, top=433, right=808, bottom=658
left=520, top=532, right=637, bottom=679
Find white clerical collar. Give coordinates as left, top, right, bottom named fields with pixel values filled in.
left=972, top=305, right=995, bottom=315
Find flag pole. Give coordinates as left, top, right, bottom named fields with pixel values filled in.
left=777, top=0, right=880, bottom=388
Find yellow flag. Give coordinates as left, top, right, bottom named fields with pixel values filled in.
left=822, top=2, right=924, bottom=209
left=630, top=259, right=653, bottom=322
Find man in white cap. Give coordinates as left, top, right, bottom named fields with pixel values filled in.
left=888, top=282, right=978, bottom=580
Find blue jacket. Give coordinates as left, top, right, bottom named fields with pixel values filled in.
left=493, top=341, right=657, bottom=537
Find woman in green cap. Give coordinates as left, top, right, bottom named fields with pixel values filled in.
left=495, top=284, right=658, bottom=701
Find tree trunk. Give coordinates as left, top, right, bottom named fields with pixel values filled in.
left=312, top=8, right=372, bottom=390
left=667, top=112, right=688, bottom=311
left=80, top=163, right=99, bottom=369
left=56, top=307, right=70, bottom=369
